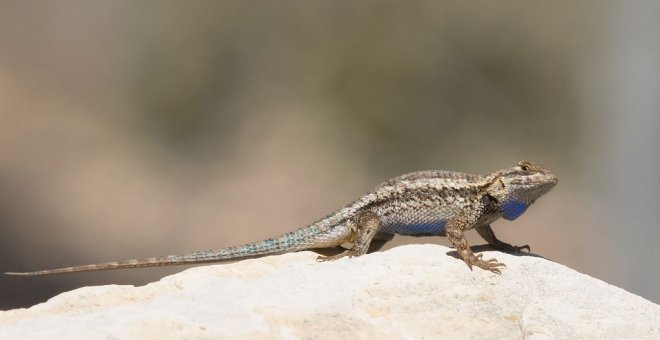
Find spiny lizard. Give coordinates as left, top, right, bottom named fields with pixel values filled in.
left=6, top=160, right=557, bottom=276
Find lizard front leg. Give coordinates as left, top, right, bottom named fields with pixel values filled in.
left=476, top=225, right=530, bottom=253
left=446, top=214, right=506, bottom=274
left=316, top=211, right=381, bottom=261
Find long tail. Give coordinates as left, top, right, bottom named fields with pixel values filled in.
left=5, top=225, right=328, bottom=276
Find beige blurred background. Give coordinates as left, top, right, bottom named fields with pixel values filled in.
left=1, top=1, right=659, bottom=309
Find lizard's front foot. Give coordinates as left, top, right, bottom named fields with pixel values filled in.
left=465, top=253, right=506, bottom=274
left=513, top=244, right=530, bottom=252
left=316, top=250, right=357, bottom=262
left=495, top=243, right=530, bottom=253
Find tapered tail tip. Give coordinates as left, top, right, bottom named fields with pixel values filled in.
left=5, top=272, right=36, bottom=276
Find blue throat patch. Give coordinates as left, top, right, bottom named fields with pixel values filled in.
left=502, top=200, right=528, bottom=220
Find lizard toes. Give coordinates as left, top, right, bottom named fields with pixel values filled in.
left=316, top=251, right=356, bottom=262
left=476, top=258, right=506, bottom=274
left=484, top=257, right=501, bottom=264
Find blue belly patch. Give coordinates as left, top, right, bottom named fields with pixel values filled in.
left=383, top=220, right=447, bottom=236
left=502, top=200, right=528, bottom=220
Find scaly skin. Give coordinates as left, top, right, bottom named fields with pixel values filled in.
left=6, top=160, right=557, bottom=276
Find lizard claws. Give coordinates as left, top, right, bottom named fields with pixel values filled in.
left=492, top=243, right=530, bottom=253
left=465, top=253, right=506, bottom=274
left=316, top=250, right=357, bottom=262
left=516, top=244, right=531, bottom=253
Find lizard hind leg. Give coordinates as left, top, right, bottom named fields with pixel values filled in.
left=316, top=211, right=381, bottom=262
left=366, top=232, right=395, bottom=253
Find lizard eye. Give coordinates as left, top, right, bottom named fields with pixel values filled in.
left=519, top=161, right=533, bottom=172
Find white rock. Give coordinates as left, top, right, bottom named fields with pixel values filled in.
left=1, top=245, right=658, bottom=339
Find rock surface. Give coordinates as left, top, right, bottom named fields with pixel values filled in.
left=1, top=245, right=659, bottom=339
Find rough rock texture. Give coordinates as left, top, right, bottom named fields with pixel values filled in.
left=1, top=245, right=659, bottom=339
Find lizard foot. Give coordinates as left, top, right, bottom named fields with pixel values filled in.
left=513, top=244, right=530, bottom=252
left=466, top=253, right=506, bottom=274
left=316, top=250, right=357, bottom=262
left=496, top=243, right=530, bottom=253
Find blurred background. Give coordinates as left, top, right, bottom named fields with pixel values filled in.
left=1, top=1, right=659, bottom=309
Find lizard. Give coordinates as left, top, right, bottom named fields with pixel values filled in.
left=5, top=160, right=557, bottom=276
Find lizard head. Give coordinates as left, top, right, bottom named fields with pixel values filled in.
left=488, top=160, right=558, bottom=220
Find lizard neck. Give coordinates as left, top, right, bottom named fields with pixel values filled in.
left=484, top=172, right=529, bottom=221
